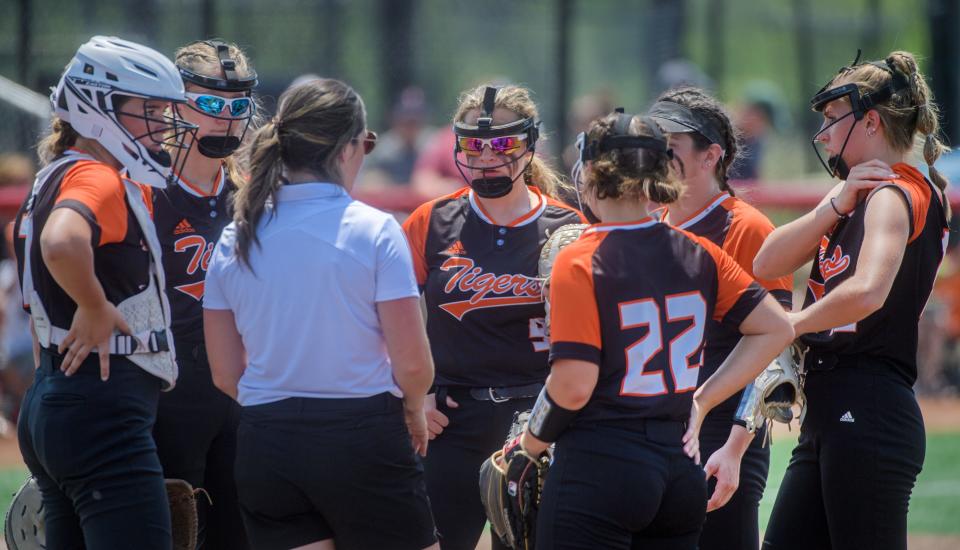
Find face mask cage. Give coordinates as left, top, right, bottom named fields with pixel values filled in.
left=451, top=86, right=540, bottom=198
left=177, top=39, right=259, bottom=159
left=808, top=50, right=910, bottom=179
left=107, top=91, right=198, bottom=184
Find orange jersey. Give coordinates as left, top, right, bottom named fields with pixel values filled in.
left=403, top=186, right=585, bottom=387
left=549, top=217, right=768, bottom=425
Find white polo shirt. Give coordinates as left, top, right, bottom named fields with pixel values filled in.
left=203, top=182, right=419, bottom=407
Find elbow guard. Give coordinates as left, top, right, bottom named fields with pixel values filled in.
left=527, top=387, right=579, bottom=443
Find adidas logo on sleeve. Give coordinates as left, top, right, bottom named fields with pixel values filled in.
left=840, top=411, right=855, bottom=423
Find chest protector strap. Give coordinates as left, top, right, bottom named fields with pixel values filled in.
left=21, top=152, right=178, bottom=389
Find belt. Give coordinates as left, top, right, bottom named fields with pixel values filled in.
left=440, top=382, right=543, bottom=404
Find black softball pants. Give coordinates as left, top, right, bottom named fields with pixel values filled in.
left=423, top=389, right=536, bottom=550
left=153, top=344, right=247, bottom=550
left=762, top=362, right=925, bottom=550
left=697, top=423, right=770, bottom=550
left=18, top=348, right=171, bottom=549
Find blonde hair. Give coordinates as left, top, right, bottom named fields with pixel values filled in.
left=584, top=114, right=680, bottom=204
left=832, top=51, right=950, bottom=195
left=233, top=78, right=366, bottom=269
left=453, top=84, right=569, bottom=199
left=37, top=117, right=80, bottom=166
left=174, top=40, right=261, bottom=185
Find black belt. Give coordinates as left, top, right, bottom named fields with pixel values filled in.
left=440, top=382, right=543, bottom=403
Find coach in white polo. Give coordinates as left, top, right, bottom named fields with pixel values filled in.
left=202, top=79, right=439, bottom=550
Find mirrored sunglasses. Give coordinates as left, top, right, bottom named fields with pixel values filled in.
left=457, top=134, right=527, bottom=156
left=185, top=92, right=254, bottom=118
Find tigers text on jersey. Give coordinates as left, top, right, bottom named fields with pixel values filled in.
left=403, top=186, right=585, bottom=387
left=663, top=193, right=793, bottom=427
left=548, top=217, right=768, bottom=427
left=800, top=163, right=948, bottom=385
left=153, top=168, right=235, bottom=344
left=14, top=151, right=152, bottom=329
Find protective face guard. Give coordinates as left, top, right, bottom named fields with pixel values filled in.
left=570, top=111, right=672, bottom=211
left=453, top=86, right=540, bottom=198
left=808, top=51, right=910, bottom=179
left=178, top=40, right=258, bottom=159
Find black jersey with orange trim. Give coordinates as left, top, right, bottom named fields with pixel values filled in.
left=403, top=186, right=585, bottom=387
left=800, top=163, right=948, bottom=385
left=548, top=218, right=768, bottom=426
left=14, top=152, right=152, bottom=329
left=664, top=193, right=793, bottom=427
left=153, top=167, right=236, bottom=344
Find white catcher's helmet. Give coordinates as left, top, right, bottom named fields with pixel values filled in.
left=51, top=36, right=196, bottom=187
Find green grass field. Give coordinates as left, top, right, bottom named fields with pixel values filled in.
left=1, top=433, right=957, bottom=534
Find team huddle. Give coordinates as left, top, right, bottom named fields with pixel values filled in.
left=5, top=34, right=949, bottom=550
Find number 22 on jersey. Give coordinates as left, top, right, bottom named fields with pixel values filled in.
left=619, top=291, right=706, bottom=396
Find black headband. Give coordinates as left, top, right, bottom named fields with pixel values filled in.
left=580, top=111, right=671, bottom=161
left=178, top=39, right=258, bottom=92
left=647, top=100, right=724, bottom=146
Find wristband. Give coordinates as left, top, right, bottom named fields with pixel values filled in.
left=527, top=387, right=579, bottom=442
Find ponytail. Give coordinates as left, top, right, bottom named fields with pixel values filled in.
left=233, top=121, right=283, bottom=269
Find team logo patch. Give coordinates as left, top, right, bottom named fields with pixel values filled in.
left=174, top=218, right=195, bottom=235
left=808, top=236, right=851, bottom=302
left=437, top=257, right=541, bottom=320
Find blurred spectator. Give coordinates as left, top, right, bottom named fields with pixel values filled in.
left=0, top=153, right=35, bottom=430
left=730, top=81, right=788, bottom=181
left=358, top=86, right=433, bottom=189
left=923, top=220, right=960, bottom=396
left=561, top=90, right=616, bottom=171
left=410, top=126, right=463, bottom=198
left=654, top=59, right=714, bottom=96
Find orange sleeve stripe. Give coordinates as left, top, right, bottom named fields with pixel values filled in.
left=722, top=203, right=792, bottom=294
left=890, top=163, right=934, bottom=243
left=55, top=160, right=128, bottom=246
left=549, top=232, right=606, bottom=351
left=401, top=201, right=434, bottom=286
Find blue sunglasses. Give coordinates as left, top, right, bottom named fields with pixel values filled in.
left=185, top=92, right=254, bottom=118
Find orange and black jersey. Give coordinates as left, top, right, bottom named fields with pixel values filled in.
left=801, top=163, right=948, bottom=385
left=548, top=218, right=768, bottom=426
left=662, top=193, right=793, bottom=427
left=14, top=150, right=152, bottom=329
left=153, top=168, right=235, bottom=344
left=403, top=186, right=585, bottom=387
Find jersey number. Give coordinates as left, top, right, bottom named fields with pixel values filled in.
left=618, top=292, right=706, bottom=396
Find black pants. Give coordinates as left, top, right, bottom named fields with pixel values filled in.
left=234, top=393, right=437, bottom=550
left=153, top=345, right=246, bottom=549
left=18, top=349, right=171, bottom=549
left=698, top=423, right=769, bottom=550
left=535, top=424, right=706, bottom=550
left=762, top=364, right=925, bottom=550
left=423, top=389, right=536, bottom=550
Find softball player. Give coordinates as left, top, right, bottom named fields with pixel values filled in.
left=402, top=84, right=584, bottom=550
left=203, top=78, right=438, bottom=550
left=756, top=50, right=950, bottom=550
left=517, top=111, right=794, bottom=550
left=151, top=39, right=257, bottom=549
left=14, top=36, right=195, bottom=548
left=650, top=87, right=793, bottom=550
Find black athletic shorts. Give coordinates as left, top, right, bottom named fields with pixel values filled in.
left=234, top=392, right=437, bottom=550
